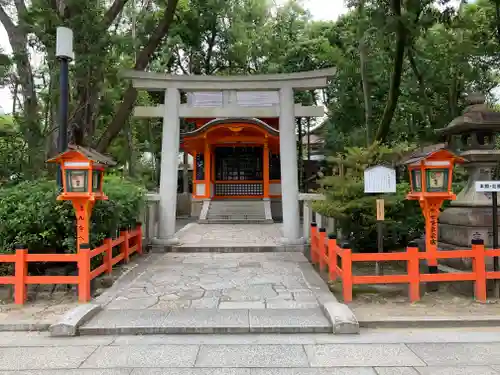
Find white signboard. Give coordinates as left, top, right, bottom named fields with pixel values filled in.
left=475, top=181, right=500, bottom=192
left=364, top=165, right=396, bottom=193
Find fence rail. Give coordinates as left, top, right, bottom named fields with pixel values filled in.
left=310, top=222, right=493, bottom=303
left=0, top=224, right=143, bottom=304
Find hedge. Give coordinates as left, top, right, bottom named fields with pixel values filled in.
left=0, top=175, right=146, bottom=256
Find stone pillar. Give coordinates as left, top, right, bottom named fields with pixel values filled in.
left=182, top=152, right=189, bottom=193
left=279, top=87, right=301, bottom=243
left=157, top=88, right=180, bottom=243
left=303, top=200, right=312, bottom=242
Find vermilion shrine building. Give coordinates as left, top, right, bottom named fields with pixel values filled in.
left=123, top=69, right=335, bottom=246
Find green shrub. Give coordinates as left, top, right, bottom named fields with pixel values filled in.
left=311, top=143, right=468, bottom=252
left=0, top=175, right=146, bottom=255
left=312, top=142, right=423, bottom=252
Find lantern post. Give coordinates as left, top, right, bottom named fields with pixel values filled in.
left=47, top=145, right=116, bottom=251
left=403, top=147, right=464, bottom=289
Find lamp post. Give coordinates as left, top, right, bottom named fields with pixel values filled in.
left=55, top=27, right=74, bottom=188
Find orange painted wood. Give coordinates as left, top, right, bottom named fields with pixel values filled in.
left=78, top=248, right=91, bottom=302
left=328, top=238, right=337, bottom=280
left=342, top=249, right=353, bottom=303
left=121, top=230, right=130, bottom=263
left=89, top=244, right=107, bottom=257
left=318, top=230, right=327, bottom=272
left=204, top=143, right=211, bottom=198
left=0, top=276, right=15, bottom=285
left=310, top=224, right=318, bottom=264
left=129, top=244, right=138, bottom=255
left=27, top=275, right=79, bottom=284
left=352, top=275, right=410, bottom=284
left=14, top=249, right=27, bottom=304
left=112, top=252, right=125, bottom=266
left=419, top=250, right=473, bottom=260
left=112, top=237, right=124, bottom=247
left=90, top=264, right=108, bottom=280
left=26, top=253, right=79, bottom=262
left=473, top=242, right=487, bottom=302
left=407, top=246, right=420, bottom=302
left=0, top=254, right=16, bottom=262
left=419, top=272, right=476, bottom=282
left=485, top=249, right=500, bottom=257
left=486, top=271, right=500, bottom=279
left=351, top=252, right=409, bottom=261
left=104, top=238, right=113, bottom=274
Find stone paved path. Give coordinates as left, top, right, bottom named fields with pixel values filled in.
left=2, top=327, right=500, bottom=373
left=174, top=223, right=283, bottom=247
left=83, top=252, right=338, bottom=334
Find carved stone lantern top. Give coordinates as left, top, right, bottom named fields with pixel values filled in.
left=435, top=93, right=500, bottom=160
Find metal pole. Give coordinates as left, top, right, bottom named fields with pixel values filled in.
left=493, top=191, right=499, bottom=298
left=306, top=117, right=311, bottom=192
left=57, top=57, right=69, bottom=189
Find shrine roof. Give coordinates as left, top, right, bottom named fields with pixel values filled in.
left=47, top=144, right=117, bottom=166
left=181, top=117, right=279, bottom=138
left=400, top=143, right=464, bottom=165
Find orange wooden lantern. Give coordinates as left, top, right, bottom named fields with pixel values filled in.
left=403, top=146, right=464, bottom=268
left=47, top=145, right=116, bottom=250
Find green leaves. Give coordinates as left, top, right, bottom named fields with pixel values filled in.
left=0, top=176, right=145, bottom=256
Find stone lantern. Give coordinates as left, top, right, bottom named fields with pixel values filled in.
left=436, top=93, right=500, bottom=267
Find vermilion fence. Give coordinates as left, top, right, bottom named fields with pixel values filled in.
left=310, top=222, right=499, bottom=303
left=0, top=223, right=143, bottom=304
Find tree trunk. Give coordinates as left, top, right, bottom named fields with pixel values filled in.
left=0, top=4, right=41, bottom=148
left=374, top=0, right=407, bottom=143
left=95, top=0, right=179, bottom=152
left=407, top=47, right=434, bottom=128
left=357, top=0, right=372, bottom=146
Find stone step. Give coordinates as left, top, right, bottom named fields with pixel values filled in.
left=171, top=244, right=283, bottom=252
left=79, top=307, right=333, bottom=335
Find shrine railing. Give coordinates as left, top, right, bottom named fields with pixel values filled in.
left=310, top=222, right=497, bottom=303
left=0, top=224, right=143, bottom=304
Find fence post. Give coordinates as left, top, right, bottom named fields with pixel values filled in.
left=407, top=242, right=420, bottom=302
left=472, top=238, right=487, bottom=302
left=104, top=237, right=113, bottom=275
left=340, top=241, right=353, bottom=303
left=310, top=223, right=318, bottom=263
left=136, top=222, right=143, bottom=255
left=14, top=244, right=27, bottom=305
left=327, top=234, right=337, bottom=280
left=318, top=228, right=326, bottom=271
left=78, top=243, right=91, bottom=302
left=120, top=227, right=130, bottom=263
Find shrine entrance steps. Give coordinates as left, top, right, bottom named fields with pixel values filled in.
left=169, top=223, right=300, bottom=253
left=198, top=199, right=273, bottom=224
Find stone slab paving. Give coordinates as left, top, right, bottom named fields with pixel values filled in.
left=174, top=223, right=283, bottom=247
left=82, top=251, right=337, bottom=334
left=2, top=328, right=500, bottom=373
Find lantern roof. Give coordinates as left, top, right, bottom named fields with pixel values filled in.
left=435, top=93, right=500, bottom=136
left=47, top=144, right=117, bottom=166
left=400, top=143, right=465, bottom=165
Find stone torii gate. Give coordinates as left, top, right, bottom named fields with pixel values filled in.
left=122, top=68, right=336, bottom=246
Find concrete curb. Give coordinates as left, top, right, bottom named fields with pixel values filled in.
left=0, top=323, right=50, bottom=332
left=358, top=315, right=500, bottom=329
left=298, top=258, right=359, bottom=334
left=49, top=304, right=102, bottom=337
